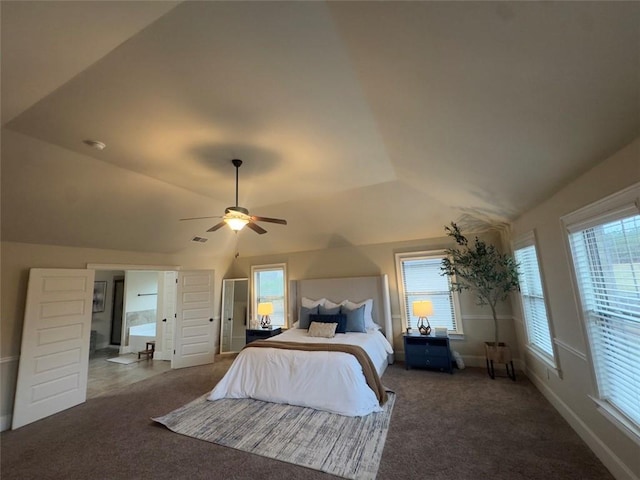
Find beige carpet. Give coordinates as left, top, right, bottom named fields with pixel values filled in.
left=1, top=358, right=615, bottom=480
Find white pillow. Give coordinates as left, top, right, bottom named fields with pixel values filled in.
left=308, top=321, right=337, bottom=338
left=343, top=298, right=379, bottom=330
left=324, top=299, right=345, bottom=309
left=301, top=297, right=325, bottom=308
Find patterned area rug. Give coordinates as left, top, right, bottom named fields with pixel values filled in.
left=152, top=393, right=396, bottom=480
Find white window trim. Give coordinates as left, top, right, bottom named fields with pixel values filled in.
left=560, top=182, right=640, bottom=441
left=560, top=183, right=639, bottom=232
left=250, top=263, right=288, bottom=328
left=512, top=230, right=560, bottom=374
left=395, top=250, right=463, bottom=335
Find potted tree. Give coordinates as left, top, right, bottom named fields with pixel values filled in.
left=440, top=222, right=520, bottom=379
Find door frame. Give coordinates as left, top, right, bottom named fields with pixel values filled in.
left=87, top=264, right=181, bottom=358
left=87, top=264, right=220, bottom=364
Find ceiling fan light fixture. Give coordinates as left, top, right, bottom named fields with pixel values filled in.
left=224, top=216, right=249, bottom=231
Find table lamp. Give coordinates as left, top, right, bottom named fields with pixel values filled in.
left=258, top=302, right=274, bottom=329
left=412, top=300, right=433, bottom=335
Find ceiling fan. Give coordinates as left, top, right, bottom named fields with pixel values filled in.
left=180, top=159, right=287, bottom=235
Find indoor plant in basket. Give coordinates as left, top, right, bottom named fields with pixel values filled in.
left=440, top=222, right=520, bottom=378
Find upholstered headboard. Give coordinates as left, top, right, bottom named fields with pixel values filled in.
left=290, top=274, right=393, bottom=344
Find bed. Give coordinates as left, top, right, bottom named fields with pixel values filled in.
left=208, top=275, right=395, bottom=416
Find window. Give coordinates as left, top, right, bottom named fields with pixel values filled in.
left=396, top=251, right=462, bottom=334
left=251, top=264, right=287, bottom=328
left=514, top=232, right=556, bottom=363
left=564, top=185, right=640, bottom=436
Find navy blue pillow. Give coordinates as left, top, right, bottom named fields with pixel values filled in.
left=319, top=304, right=341, bottom=315
left=309, top=313, right=347, bottom=334
left=341, top=304, right=367, bottom=333
left=298, top=305, right=319, bottom=329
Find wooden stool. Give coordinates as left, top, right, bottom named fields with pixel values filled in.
left=138, top=340, right=156, bottom=360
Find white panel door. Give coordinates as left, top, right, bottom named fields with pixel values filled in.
left=12, top=268, right=95, bottom=429
left=160, top=271, right=177, bottom=363
left=173, top=270, right=215, bottom=369
left=220, top=280, right=234, bottom=353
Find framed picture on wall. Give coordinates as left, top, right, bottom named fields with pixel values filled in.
left=93, top=281, right=107, bottom=313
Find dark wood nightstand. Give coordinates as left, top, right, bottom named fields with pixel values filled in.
left=246, top=327, right=282, bottom=345
left=404, top=333, right=453, bottom=373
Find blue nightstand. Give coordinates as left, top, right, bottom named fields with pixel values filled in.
left=404, top=333, right=453, bottom=373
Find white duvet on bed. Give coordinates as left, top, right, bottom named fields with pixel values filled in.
left=207, top=328, right=394, bottom=416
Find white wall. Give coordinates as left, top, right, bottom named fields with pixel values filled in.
left=510, top=137, right=640, bottom=480
left=124, top=271, right=158, bottom=313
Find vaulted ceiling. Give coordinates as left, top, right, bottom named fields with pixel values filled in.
left=2, top=1, right=638, bottom=257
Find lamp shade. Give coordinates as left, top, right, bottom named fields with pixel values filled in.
left=412, top=300, right=433, bottom=317
left=224, top=216, right=249, bottom=231
left=257, top=302, right=274, bottom=316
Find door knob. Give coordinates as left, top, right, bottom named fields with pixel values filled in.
left=210, top=318, right=214, bottom=322
left=162, top=318, right=167, bottom=322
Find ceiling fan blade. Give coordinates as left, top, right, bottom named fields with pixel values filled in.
left=207, top=222, right=227, bottom=232
left=246, top=222, right=267, bottom=234
left=251, top=215, right=287, bottom=225
left=180, top=215, right=221, bottom=221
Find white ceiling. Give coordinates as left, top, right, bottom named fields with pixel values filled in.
left=2, top=1, right=638, bottom=257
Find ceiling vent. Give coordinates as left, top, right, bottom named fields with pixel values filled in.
left=191, top=236, right=208, bottom=243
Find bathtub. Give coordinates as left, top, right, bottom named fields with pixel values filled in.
left=129, top=322, right=156, bottom=353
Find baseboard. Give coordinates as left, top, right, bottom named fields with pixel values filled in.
left=461, top=354, right=487, bottom=368
left=1, top=414, right=12, bottom=432
left=526, top=367, right=638, bottom=480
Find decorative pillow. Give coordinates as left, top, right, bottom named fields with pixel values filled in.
left=298, top=305, right=319, bottom=329
left=341, top=303, right=367, bottom=333
left=309, top=313, right=347, bottom=334
left=343, top=299, right=380, bottom=330
left=301, top=297, right=325, bottom=308
left=319, top=304, right=341, bottom=315
left=308, top=321, right=337, bottom=338
left=323, top=299, right=344, bottom=309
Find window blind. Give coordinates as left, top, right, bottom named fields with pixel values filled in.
left=399, top=255, right=460, bottom=332
left=514, top=243, right=554, bottom=359
left=569, top=213, right=640, bottom=428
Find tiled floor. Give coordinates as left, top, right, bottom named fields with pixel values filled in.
left=87, top=347, right=172, bottom=399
